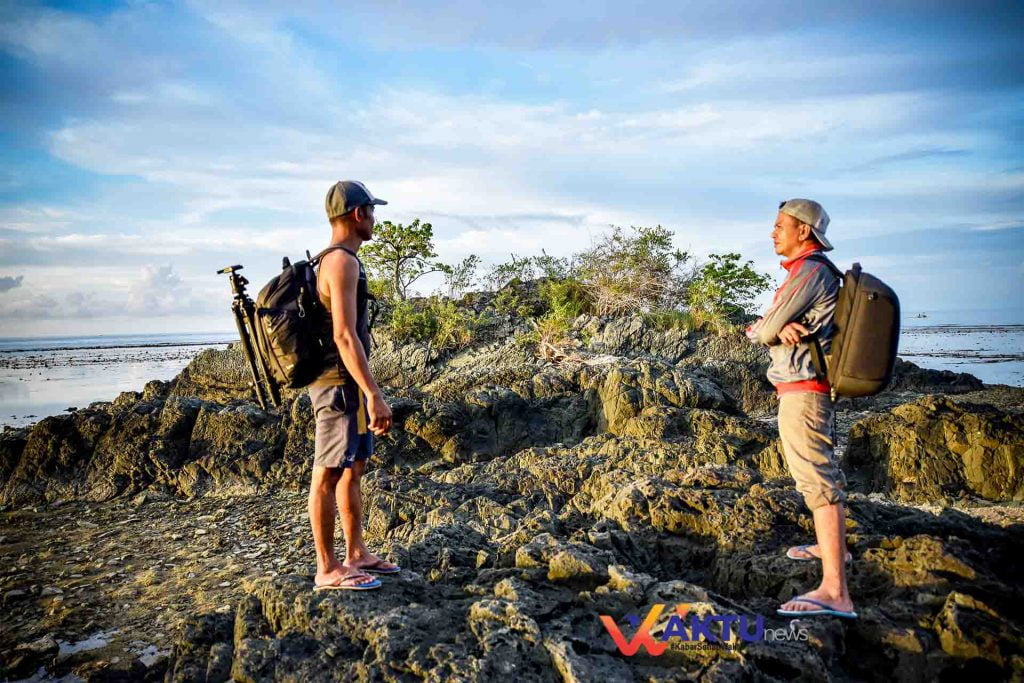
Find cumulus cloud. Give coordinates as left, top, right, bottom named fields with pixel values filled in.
left=0, top=264, right=216, bottom=324
left=1, top=1, right=1021, bottom=334
left=127, top=264, right=217, bottom=317
left=0, top=275, right=23, bottom=292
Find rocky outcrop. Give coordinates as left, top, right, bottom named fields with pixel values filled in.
left=169, top=346, right=253, bottom=404
left=0, top=381, right=211, bottom=505
left=888, top=358, right=985, bottom=394
left=4, top=301, right=1024, bottom=681
left=1, top=316, right=1012, bottom=510
left=156, top=450, right=1024, bottom=682
left=0, top=329, right=751, bottom=506
left=0, top=426, right=29, bottom=483
left=846, top=396, right=1024, bottom=503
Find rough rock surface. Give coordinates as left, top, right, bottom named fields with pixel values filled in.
left=2, top=310, right=1023, bottom=681
left=846, top=395, right=1024, bottom=503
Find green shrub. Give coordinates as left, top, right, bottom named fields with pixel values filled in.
left=533, top=313, right=571, bottom=357
left=576, top=225, right=693, bottom=316
left=643, top=309, right=695, bottom=332
left=440, top=254, right=481, bottom=300
left=539, top=277, right=593, bottom=320
left=482, top=250, right=574, bottom=292
left=388, top=298, right=483, bottom=351
left=687, top=253, right=772, bottom=330
left=482, top=254, right=536, bottom=292
left=368, top=275, right=396, bottom=301
left=492, top=278, right=543, bottom=318
left=432, top=299, right=481, bottom=350
left=388, top=299, right=436, bottom=344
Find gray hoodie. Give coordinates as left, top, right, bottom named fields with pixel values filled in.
left=745, top=249, right=839, bottom=390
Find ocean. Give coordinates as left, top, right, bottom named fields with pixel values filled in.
left=899, top=308, right=1024, bottom=387
left=1, top=314, right=1021, bottom=428
left=0, top=332, right=235, bottom=429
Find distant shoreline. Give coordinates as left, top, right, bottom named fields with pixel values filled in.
left=0, top=339, right=235, bottom=354
left=1, top=322, right=1022, bottom=429
left=902, top=324, right=1024, bottom=333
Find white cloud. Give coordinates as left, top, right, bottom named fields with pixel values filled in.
left=0, top=264, right=216, bottom=324
left=0, top=206, right=78, bottom=234
left=1, top=1, right=1020, bottom=334
left=127, top=264, right=198, bottom=316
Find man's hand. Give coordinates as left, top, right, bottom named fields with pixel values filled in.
left=778, top=321, right=810, bottom=345
left=367, top=391, right=392, bottom=436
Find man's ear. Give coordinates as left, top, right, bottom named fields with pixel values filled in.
left=799, top=223, right=814, bottom=242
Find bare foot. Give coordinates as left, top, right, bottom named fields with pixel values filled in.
left=786, top=544, right=852, bottom=563
left=314, top=565, right=376, bottom=588
left=779, top=586, right=855, bottom=615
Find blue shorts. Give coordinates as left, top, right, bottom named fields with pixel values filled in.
left=308, top=382, right=374, bottom=469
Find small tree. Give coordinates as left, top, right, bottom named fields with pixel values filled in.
left=481, top=253, right=535, bottom=292
left=687, top=252, right=773, bottom=324
left=531, top=249, right=573, bottom=280
left=440, top=254, right=481, bottom=300
left=577, top=225, right=692, bottom=315
left=361, top=219, right=446, bottom=300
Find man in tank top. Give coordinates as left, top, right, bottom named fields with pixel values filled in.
left=308, top=180, right=399, bottom=591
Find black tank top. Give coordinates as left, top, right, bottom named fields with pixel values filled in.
left=311, top=245, right=371, bottom=387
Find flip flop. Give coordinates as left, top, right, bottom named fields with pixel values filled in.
left=313, top=573, right=381, bottom=591
left=777, top=597, right=858, bottom=619
left=359, top=559, right=402, bottom=575
left=786, top=544, right=852, bottom=563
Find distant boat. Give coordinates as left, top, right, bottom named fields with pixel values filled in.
left=914, top=313, right=928, bottom=318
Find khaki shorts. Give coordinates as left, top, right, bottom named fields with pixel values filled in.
left=308, top=382, right=374, bottom=469
left=777, top=391, right=845, bottom=510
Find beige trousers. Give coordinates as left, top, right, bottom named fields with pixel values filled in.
left=777, top=391, right=845, bottom=510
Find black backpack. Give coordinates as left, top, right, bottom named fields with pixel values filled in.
left=253, top=246, right=374, bottom=392
left=806, top=254, right=901, bottom=398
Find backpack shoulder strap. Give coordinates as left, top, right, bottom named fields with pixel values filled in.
left=313, top=244, right=361, bottom=266
left=801, top=252, right=842, bottom=385
left=312, top=244, right=377, bottom=328
left=803, top=252, right=844, bottom=279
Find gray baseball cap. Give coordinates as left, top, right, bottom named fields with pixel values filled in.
left=326, top=180, right=388, bottom=219
left=779, top=198, right=832, bottom=251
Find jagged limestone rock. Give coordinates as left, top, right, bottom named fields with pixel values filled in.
left=847, top=396, right=1024, bottom=502
left=5, top=289, right=1024, bottom=681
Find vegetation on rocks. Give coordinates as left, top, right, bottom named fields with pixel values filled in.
left=2, top=219, right=1021, bottom=680
left=686, top=252, right=773, bottom=332
left=363, top=220, right=773, bottom=357
left=2, top=294, right=1023, bottom=680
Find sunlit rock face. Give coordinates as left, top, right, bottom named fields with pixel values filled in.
left=2, top=306, right=1022, bottom=681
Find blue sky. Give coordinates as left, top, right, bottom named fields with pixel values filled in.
left=0, top=0, right=1021, bottom=336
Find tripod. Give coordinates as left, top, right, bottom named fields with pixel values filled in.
left=216, top=265, right=281, bottom=409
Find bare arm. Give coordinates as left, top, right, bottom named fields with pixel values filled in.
left=321, top=250, right=391, bottom=434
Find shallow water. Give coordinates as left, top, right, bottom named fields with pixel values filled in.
left=1, top=316, right=1021, bottom=429
left=899, top=309, right=1024, bottom=387
left=898, top=324, right=1024, bottom=386
left=0, top=334, right=233, bottom=428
